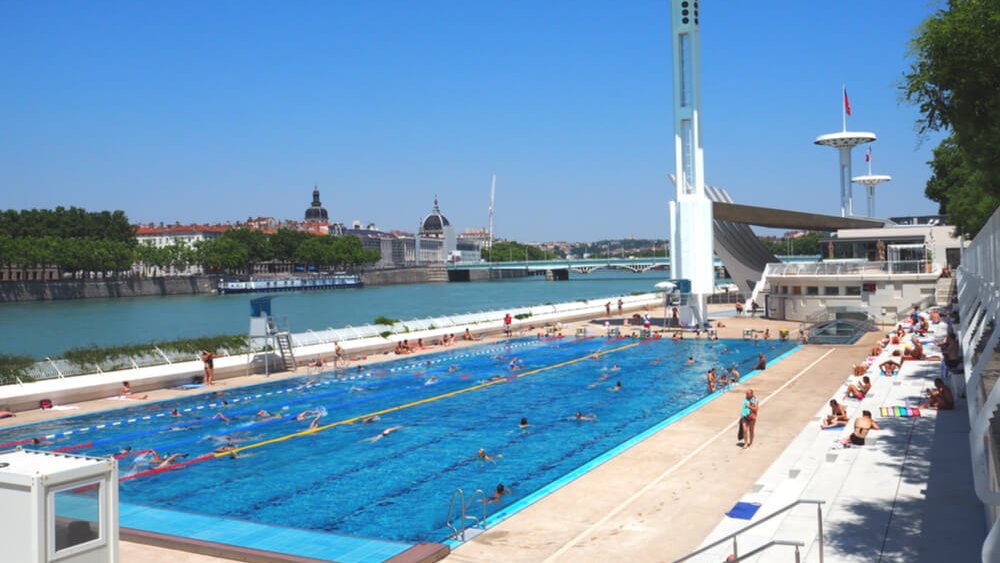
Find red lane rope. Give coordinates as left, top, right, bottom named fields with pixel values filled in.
left=54, top=442, right=93, bottom=453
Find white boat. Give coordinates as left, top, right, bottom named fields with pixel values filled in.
left=217, top=274, right=363, bottom=295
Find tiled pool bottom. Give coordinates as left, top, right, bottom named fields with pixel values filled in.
left=120, top=502, right=413, bottom=563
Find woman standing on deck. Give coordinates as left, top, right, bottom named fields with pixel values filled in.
left=741, top=389, right=758, bottom=450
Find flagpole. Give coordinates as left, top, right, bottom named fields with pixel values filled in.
left=842, top=84, right=847, bottom=132
left=867, top=146, right=872, bottom=176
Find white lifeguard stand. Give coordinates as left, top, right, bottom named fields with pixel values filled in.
left=0, top=449, right=118, bottom=563
left=248, top=296, right=275, bottom=376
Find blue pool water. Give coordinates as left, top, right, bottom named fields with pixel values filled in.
left=0, top=335, right=795, bottom=545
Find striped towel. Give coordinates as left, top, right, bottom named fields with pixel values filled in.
left=879, top=406, right=921, bottom=417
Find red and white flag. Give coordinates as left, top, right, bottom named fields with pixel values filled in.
left=865, top=146, right=871, bottom=162
left=843, top=87, right=852, bottom=116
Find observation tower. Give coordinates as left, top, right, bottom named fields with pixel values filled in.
left=814, top=88, right=875, bottom=217
left=852, top=147, right=891, bottom=217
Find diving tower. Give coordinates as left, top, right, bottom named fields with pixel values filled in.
left=814, top=131, right=876, bottom=217
left=668, top=0, right=714, bottom=328
left=852, top=146, right=891, bottom=217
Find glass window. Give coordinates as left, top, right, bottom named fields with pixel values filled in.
left=806, top=286, right=819, bottom=296
left=824, top=286, right=840, bottom=296
left=845, top=286, right=862, bottom=296
left=792, top=286, right=802, bottom=295
left=51, top=482, right=103, bottom=555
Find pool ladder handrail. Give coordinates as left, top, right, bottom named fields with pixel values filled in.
left=672, top=499, right=824, bottom=563
left=445, top=488, right=489, bottom=541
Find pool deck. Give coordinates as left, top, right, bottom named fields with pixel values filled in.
left=5, top=307, right=941, bottom=563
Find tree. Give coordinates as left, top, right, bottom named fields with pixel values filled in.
left=196, top=238, right=248, bottom=273
left=482, top=241, right=547, bottom=262
left=903, top=0, right=1000, bottom=235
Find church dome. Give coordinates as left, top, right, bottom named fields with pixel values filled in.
left=420, top=196, right=450, bottom=236
left=305, top=187, right=329, bottom=222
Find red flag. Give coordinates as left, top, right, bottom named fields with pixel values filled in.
left=844, top=88, right=852, bottom=116
left=865, top=147, right=871, bottom=162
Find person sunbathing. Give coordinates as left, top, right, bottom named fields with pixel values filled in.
left=821, top=399, right=849, bottom=429
left=879, top=353, right=902, bottom=376
left=844, top=376, right=871, bottom=400
left=920, top=378, right=954, bottom=410
left=901, top=339, right=924, bottom=362
left=119, top=382, right=148, bottom=400
left=841, top=410, right=879, bottom=447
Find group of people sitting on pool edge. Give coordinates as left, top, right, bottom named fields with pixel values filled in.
left=393, top=329, right=483, bottom=355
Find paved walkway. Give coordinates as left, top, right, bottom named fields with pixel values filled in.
left=448, top=334, right=877, bottom=563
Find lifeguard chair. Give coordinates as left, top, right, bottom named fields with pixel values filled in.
left=0, top=449, right=118, bottom=563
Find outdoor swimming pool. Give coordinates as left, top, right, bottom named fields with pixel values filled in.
left=0, top=334, right=796, bottom=558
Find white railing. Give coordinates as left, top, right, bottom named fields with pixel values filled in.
left=956, top=206, right=1000, bottom=562
left=763, top=260, right=937, bottom=277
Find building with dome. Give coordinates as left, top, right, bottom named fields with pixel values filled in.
left=304, top=187, right=329, bottom=222
left=418, top=196, right=457, bottom=262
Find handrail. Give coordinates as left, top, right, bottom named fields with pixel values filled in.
left=673, top=499, right=824, bottom=563
left=732, top=539, right=805, bottom=562
left=466, top=488, right=489, bottom=532
left=445, top=488, right=466, bottom=540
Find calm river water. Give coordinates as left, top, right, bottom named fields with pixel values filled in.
left=1, top=271, right=667, bottom=358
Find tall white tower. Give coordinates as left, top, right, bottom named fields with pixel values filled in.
left=668, top=0, right=713, bottom=327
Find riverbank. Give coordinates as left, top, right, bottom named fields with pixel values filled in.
left=0, top=266, right=527, bottom=303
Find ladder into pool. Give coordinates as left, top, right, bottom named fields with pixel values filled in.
left=444, top=488, right=488, bottom=541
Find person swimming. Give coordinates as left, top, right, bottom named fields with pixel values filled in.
left=686, top=356, right=695, bottom=365
left=170, top=408, right=182, bottom=417
left=610, top=381, right=622, bottom=392
left=360, top=415, right=381, bottom=424
left=574, top=411, right=597, bottom=421
left=365, top=426, right=403, bottom=443
left=489, top=483, right=512, bottom=504
left=609, top=364, right=620, bottom=371
left=425, top=376, right=439, bottom=385
left=519, top=417, right=529, bottom=429
left=475, top=448, right=497, bottom=463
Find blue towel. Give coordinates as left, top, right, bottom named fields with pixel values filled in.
left=726, top=502, right=761, bottom=520
left=821, top=426, right=844, bottom=430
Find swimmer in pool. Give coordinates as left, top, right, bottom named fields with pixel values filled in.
left=365, top=426, right=403, bottom=443
left=212, top=412, right=230, bottom=422
left=425, top=376, right=439, bottom=385
left=170, top=408, right=182, bottom=417
left=256, top=409, right=276, bottom=419
left=489, top=483, right=512, bottom=504
left=610, top=381, right=622, bottom=392
left=475, top=448, right=496, bottom=463
left=518, top=417, right=529, bottom=429
left=148, top=450, right=188, bottom=469
left=609, top=364, right=620, bottom=371
left=686, top=356, right=695, bottom=365
left=574, top=411, right=597, bottom=421
left=295, top=409, right=317, bottom=421
left=360, top=415, right=381, bottom=424
left=115, top=446, right=133, bottom=457
left=448, top=365, right=460, bottom=373
left=649, top=358, right=662, bottom=365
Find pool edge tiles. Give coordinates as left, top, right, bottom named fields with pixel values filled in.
left=118, top=501, right=413, bottom=563
left=446, top=344, right=803, bottom=548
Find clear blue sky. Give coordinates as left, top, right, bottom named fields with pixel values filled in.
left=0, top=1, right=945, bottom=241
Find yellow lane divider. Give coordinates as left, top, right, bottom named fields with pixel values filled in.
left=215, top=340, right=645, bottom=458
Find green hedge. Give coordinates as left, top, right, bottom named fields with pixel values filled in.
left=62, top=334, right=248, bottom=367
left=0, top=354, right=35, bottom=386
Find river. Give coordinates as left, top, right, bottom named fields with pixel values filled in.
left=1, top=271, right=668, bottom=359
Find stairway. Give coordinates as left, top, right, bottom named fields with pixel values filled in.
left=425, top=265, right=449, bottom=283
left=934, top=276, right=955, bottom=307
left=274, top=332, right=297, bottom=371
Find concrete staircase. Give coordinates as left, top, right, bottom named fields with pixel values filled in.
left=934, top=276, right=956, bottom=307
left=425, top=265, right=449, bottom=283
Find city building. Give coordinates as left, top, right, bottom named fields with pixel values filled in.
left=304, top=187, right=329, bottom=222
left=134, top=223, right=227, bottom=276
